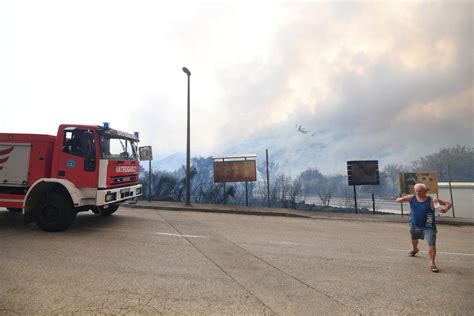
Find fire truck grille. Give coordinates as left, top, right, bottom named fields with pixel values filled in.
left=110, top=175, right=138, bottom=186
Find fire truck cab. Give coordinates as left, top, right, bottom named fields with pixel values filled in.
left=0, top=123, right=142, bottom=231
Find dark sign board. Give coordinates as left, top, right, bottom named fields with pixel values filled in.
left=398, top=172, right=438, bottom=195
left=214, top=160, right=257, bottom=183
left=347, top=160, right=380, bottom=185
left=139, top=146, right=153, bottom=161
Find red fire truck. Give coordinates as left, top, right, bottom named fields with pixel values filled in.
left=0, top=123, right=142, bottom=231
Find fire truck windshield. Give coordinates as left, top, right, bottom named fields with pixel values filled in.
left=99, top=135, right=138, bottom=160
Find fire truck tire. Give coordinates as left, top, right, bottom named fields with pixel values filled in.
left=7, top=208, right=22, bottom=212
left=33, top=193, right=76, bottom=232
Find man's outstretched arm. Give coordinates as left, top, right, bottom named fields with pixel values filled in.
left=396, top=195, right=414, bottom=203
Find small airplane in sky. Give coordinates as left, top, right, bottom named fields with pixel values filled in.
left=295, top=124, right=315, bottom=136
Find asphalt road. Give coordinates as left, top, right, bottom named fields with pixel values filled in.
left=1, top=207, right=473, bottom=315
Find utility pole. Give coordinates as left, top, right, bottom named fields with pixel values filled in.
left=182, top=67, right=191, bottom=206
left=266, top=149, right=270, bottom=207
left=148, top=159, right=152, bottom=202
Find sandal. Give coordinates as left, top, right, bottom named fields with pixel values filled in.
left=408, top=250, right=419, bottom=257
left=431, top=265, right=439, bottom=273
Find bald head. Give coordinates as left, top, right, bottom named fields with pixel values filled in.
left=414, top=183, right=427, bottom=197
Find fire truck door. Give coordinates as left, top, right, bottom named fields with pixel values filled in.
left=57, top=129, right=98, bottom=188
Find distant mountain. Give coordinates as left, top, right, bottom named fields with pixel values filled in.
left=220, top=123, right=331, bottom=175
left=219, top=122, right=395, bottom=175
left=153, top=152, right=186, bottom=171
left=151, top=123, right=394, bottom=175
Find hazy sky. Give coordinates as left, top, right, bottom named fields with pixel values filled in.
left=1, top=1, right=472, bottom=166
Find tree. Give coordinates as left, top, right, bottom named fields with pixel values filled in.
left=317, top=176, right=340, bottom=206
left=383, top=164, right=404, bottom=195
left=411, top=146, right=474, bottom=181
left=154, top=171, right=178, bottom=201
left=257, top=160, right=279, bottom=206
left=140, top=169, right=161, bottom=199
left=297, top=169, right=325, bottom=197
left=138, top=145, right=473, bottom=207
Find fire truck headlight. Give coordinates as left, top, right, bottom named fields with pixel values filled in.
left=136, top=187, right=142, bottom=195
left=105, top=192, right=117, bottom=202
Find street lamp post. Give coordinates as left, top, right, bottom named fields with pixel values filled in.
left=182, top=67, right=191, bottom=206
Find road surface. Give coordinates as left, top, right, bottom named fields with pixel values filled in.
left=1, top=207, right=472, bottom=314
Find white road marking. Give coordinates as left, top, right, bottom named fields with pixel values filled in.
left=389, top=249, right=474, bottom=257
left=269, top=241, right=310, bottom=246
left=81, top=227, right=132, bottom=233
left=156, top=232, right=207, bottom=239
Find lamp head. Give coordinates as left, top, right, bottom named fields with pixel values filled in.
left=182, top=67, right=191, bottom=76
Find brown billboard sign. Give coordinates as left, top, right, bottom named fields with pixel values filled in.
left=398, top=172, right=439, bottom=195
left=213, top=160, right=257, bottom=183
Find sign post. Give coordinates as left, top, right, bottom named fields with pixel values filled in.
left=353, top=185, right=358, bottom=214
left=347, top=160, right=380, bottom=214
left=447, top=165, right=455, bottom=218
left=400, top=194, right=404, bottom=216
left=372, top=193, right=375, bottom=214
left=139, top=146, right=153, bottom=202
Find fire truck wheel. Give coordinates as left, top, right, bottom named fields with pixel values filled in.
left=7, top=208, right=22, bottom=213
left=95, top=204, right=119, bottom=216
left=33, top=193, right=76, bottom=232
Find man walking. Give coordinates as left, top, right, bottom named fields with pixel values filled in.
left=396, top=183, right=452, bottom=272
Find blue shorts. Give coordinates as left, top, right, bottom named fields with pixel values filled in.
left=410, top=225, right=437, bottom=246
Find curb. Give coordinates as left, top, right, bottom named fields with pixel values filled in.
left=129, top=204, right=310, bottom=218
left=127, top=204, right=474, bottom=227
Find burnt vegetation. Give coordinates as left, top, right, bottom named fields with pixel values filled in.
left=139, top=146, right=473, bottom=209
